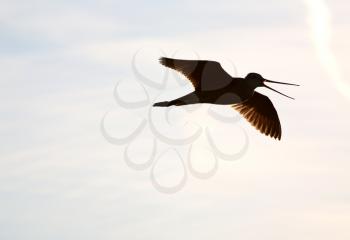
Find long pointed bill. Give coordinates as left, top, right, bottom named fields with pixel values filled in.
left=265, top=79, right=299, bottom=86
left=263, top=84, right=295, bottom=100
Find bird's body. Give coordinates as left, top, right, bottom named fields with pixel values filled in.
left=156, top=78, right=253, bottom=107
left=154, top=57, right=299, bottom=140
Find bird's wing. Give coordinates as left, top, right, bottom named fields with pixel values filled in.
left=159, top=57, right=234, bottom=91
left=232, top=92, right=282, bottom=140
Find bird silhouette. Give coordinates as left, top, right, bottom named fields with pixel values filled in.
left=153, top=57, right=299, bottom=140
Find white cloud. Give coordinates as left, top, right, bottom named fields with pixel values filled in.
left=1, top=0, right=350, bottom=239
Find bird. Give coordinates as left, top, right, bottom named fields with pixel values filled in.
left=153, top=57, right=299, bottom=140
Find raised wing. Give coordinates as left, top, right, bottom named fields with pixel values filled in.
left=233, top=92, right=282, bottom=140
left=159, top=57, right=234, bottom=91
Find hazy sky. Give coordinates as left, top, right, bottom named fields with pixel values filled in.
left=1, top=0, right=350, bottom=239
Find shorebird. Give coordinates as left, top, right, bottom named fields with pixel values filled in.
left=153, top=57, right=299, bottom=140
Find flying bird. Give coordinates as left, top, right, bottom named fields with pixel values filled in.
left=153, top=57, right=299, bottom=140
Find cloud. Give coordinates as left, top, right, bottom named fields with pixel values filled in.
left=1, top=0, right=350, bottom=239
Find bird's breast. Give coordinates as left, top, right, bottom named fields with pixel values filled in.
left=196, top=81, right=255, bottom=105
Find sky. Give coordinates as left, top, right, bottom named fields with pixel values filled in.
left=1, top=0, right=350, bottom=239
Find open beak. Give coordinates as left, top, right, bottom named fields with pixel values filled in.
left=263, top=79, right=299, bottom=100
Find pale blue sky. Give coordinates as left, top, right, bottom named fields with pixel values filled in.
left=1, top=0, right=350, bottom=239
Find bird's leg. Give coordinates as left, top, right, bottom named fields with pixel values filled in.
left=153, top=92, right=200, bottom=107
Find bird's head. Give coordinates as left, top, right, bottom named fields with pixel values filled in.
left=245, top=72, right=299, bottom=99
